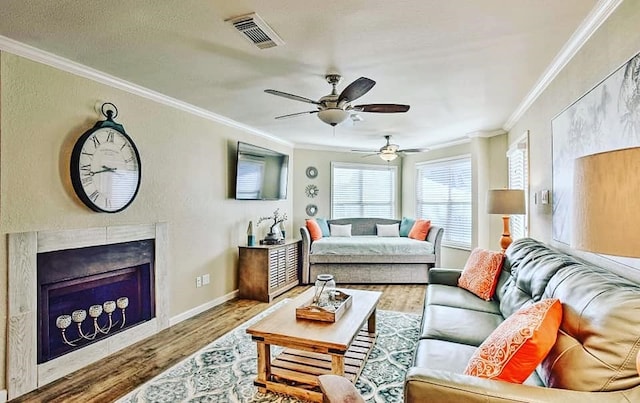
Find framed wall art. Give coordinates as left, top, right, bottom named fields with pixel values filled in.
left=552, top=52, right=640, bottom=247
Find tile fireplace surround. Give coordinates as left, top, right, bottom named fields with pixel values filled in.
left=7, top=223, right=169, bottom=399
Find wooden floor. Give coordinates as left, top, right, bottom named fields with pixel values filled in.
left=12, top=284, right=425, bottom=403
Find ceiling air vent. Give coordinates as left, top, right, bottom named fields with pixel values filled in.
left=226, top=12, right=284, bottom=49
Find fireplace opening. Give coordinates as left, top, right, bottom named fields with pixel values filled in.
left=37, top=239, right=155, bottom=363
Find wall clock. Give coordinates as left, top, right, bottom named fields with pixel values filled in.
left=305, top=184, right=319, bottom=198
left=305, top=166, right=318, bottom=179
left=70, top=103, right=141, bottom=213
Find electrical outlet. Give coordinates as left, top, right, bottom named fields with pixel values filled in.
left=203, top=274, right=210, bottom=285
left=196, top=276, right=202, bottom=288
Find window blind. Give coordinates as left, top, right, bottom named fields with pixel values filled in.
left=416, top=156, right=472, bottom=249
left=331, top=162, right=396, bottom=219
left=508, top=137, right=529, bottom=239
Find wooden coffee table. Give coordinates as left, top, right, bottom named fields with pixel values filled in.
left=246, top=287, right=381, bottom=402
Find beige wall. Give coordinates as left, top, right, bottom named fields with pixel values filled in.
left=0, top=52, right=295, bottom=387
left=508, top=0, right=640, bottom=244
left=508, top=0, right=640, bottom=277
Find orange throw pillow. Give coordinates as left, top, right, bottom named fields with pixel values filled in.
left=408, top=219, right=431, bottom=240
left=458, top=248, right=504, bottom=301
left=464, top=298, right=562, bottom=383
left=305, top=219, right=323, bottom=241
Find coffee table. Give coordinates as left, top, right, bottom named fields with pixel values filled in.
left=246, top=287, right=381, bottom=402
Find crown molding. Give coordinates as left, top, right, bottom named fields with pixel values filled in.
left=466, top=129, right=506, bottom=138
left=0, top=35, right=293, bottom=147
left=503, top=0, right=623, bottom=130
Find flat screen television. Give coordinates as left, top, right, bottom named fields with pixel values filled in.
left=235, top=141, right=289, bottom=200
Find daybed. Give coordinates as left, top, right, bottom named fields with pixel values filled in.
left=405, top=237, right=640, bottom=402
left=299, top=217, right=443, bottom=284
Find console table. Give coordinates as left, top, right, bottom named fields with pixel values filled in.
left=238, top=239, right=301, bottom=302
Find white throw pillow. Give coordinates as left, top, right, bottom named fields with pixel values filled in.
left=330, top=224, right=352, bottom=237
left=377, top=223, right=400, bottom=237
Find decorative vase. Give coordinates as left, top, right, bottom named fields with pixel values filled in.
left=247, top=221, right=255, bottom=246
left=313, top=274, right=336, bottom=306
left=280, top=221, right=286, bottom=240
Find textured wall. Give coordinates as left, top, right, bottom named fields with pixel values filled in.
left=0, top=52, right=294, bottom=388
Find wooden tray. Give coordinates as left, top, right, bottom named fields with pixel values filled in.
left=295, top=290, right=352, bottom=322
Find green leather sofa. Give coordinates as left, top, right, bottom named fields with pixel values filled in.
left=406, top=238, right=640, bottom=402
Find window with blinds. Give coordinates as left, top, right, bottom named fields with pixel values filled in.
left=415, top=156, right=472, bottom=249
left=508, top=135, right=529, bottom=239
left=331, top=162, right=397, bottom=219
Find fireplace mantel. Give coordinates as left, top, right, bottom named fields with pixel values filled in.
left=7, top=223, right=169, bottom=399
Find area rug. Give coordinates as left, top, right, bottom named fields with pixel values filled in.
left=117, top=299, right=420, bottom=403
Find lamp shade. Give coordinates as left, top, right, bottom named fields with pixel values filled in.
left=571, top=147, right=640, bottom=258
left=486, top=189, right=526, bottom=215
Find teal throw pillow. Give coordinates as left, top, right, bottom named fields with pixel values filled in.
left=399, top=217, right=416, bottom=237
left=316, top=218, right=331, bottom=237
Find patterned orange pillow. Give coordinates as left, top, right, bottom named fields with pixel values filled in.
left=305, top=219, right=323, bottom=241
left=408, top=219, right=431, bottom=240
left=464, top=298, right=562, bottom=383
left=458, top=248, right=504, bottom=301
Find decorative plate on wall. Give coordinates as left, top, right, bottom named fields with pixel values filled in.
left=305, top=166, right=318, bottom=179
left=305, top=184, right=319, bottom=198
left=306, top=204, right=318, bottom=216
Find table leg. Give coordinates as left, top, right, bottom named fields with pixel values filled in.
left=256, top=341, right=271, bottom=392
left=367, top=308, right=377, bottom=333
left=331, top=354, right=345, bottom=376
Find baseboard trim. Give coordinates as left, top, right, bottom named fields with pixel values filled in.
left=0, top=389, right=7, bottom=402
left=169, top=290, right=239, bottom=326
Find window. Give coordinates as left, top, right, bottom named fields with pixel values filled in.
left=507, top=133, right=529, bottom=239
left=331, top=162, right=397, bottom=219
left=416, top=156, right=472, bottom=249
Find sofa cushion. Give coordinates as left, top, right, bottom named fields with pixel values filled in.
left=420, top=305, right=503, bottom=347
left=464, top=298, right=562, bottom=384
left=458, top=248, right=504, bottom=301
left=399, top=217, right=416, bottom=237
left=330, top=224, right=351, bottom=237
left=413, top=339, right=544, bottom=387
left=376, top=223, right=400, bottom=237
left=409, top=219, right=431, bottom=240
left=316, top=218, right=331, bottom=237
left=305, top=219, right=323, bottom=241
left=540, top=262, right=640, bottom=391
left=426, top=284, right=501, bottom=315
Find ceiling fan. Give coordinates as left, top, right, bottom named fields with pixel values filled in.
left=352, top=135, right=428, bottom=161
left=264, top=74, right=410, bottom=127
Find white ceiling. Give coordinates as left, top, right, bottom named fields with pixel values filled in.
left=0, top=0, right=600, bottom=152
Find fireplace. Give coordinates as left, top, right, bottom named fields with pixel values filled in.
left=37, top=240, right=155, bottom=363
left=7, top=223, right=169, bottom=399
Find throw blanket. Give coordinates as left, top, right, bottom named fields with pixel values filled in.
left=311, top=236, right=434, bottom=255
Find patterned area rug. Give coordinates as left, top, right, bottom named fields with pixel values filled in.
left=117, top=300, right=420, bottom=403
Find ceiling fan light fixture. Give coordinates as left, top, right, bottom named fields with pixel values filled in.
left=379, top=151, right=398, bottom=162
left=318, top=108, right=348, bottom=126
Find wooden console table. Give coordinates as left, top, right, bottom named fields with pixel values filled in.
left=238, top=239, right=301, bottom=302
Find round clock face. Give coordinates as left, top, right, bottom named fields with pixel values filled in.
left=70, top=126, right=141, bottom=213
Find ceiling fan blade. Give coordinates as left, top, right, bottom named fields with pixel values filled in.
left=274, top=111, right=318, bottom=120
left=398, top=148, right=429, bottom=153
left=338, top=77, right=376, bottom=104
left=351, top=149, right=378, bottom=153
left=354, top=104, right=410, bottom=113
left=265, top=89, right=320, bottom=105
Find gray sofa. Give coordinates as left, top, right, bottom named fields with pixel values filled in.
left=299, top=217, right=443, bottom=284
left=405, top=237, right=640, bottom=402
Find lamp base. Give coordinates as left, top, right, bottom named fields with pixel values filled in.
left=499, top=216, right=513, bottom=252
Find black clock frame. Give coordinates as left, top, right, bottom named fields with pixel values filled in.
left=70, top=117, right=142, bottom=213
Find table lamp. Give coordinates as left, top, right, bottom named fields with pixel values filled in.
left=570, top=147, right=640, bottom=375
left=487, top=189, right=526, bottom=251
